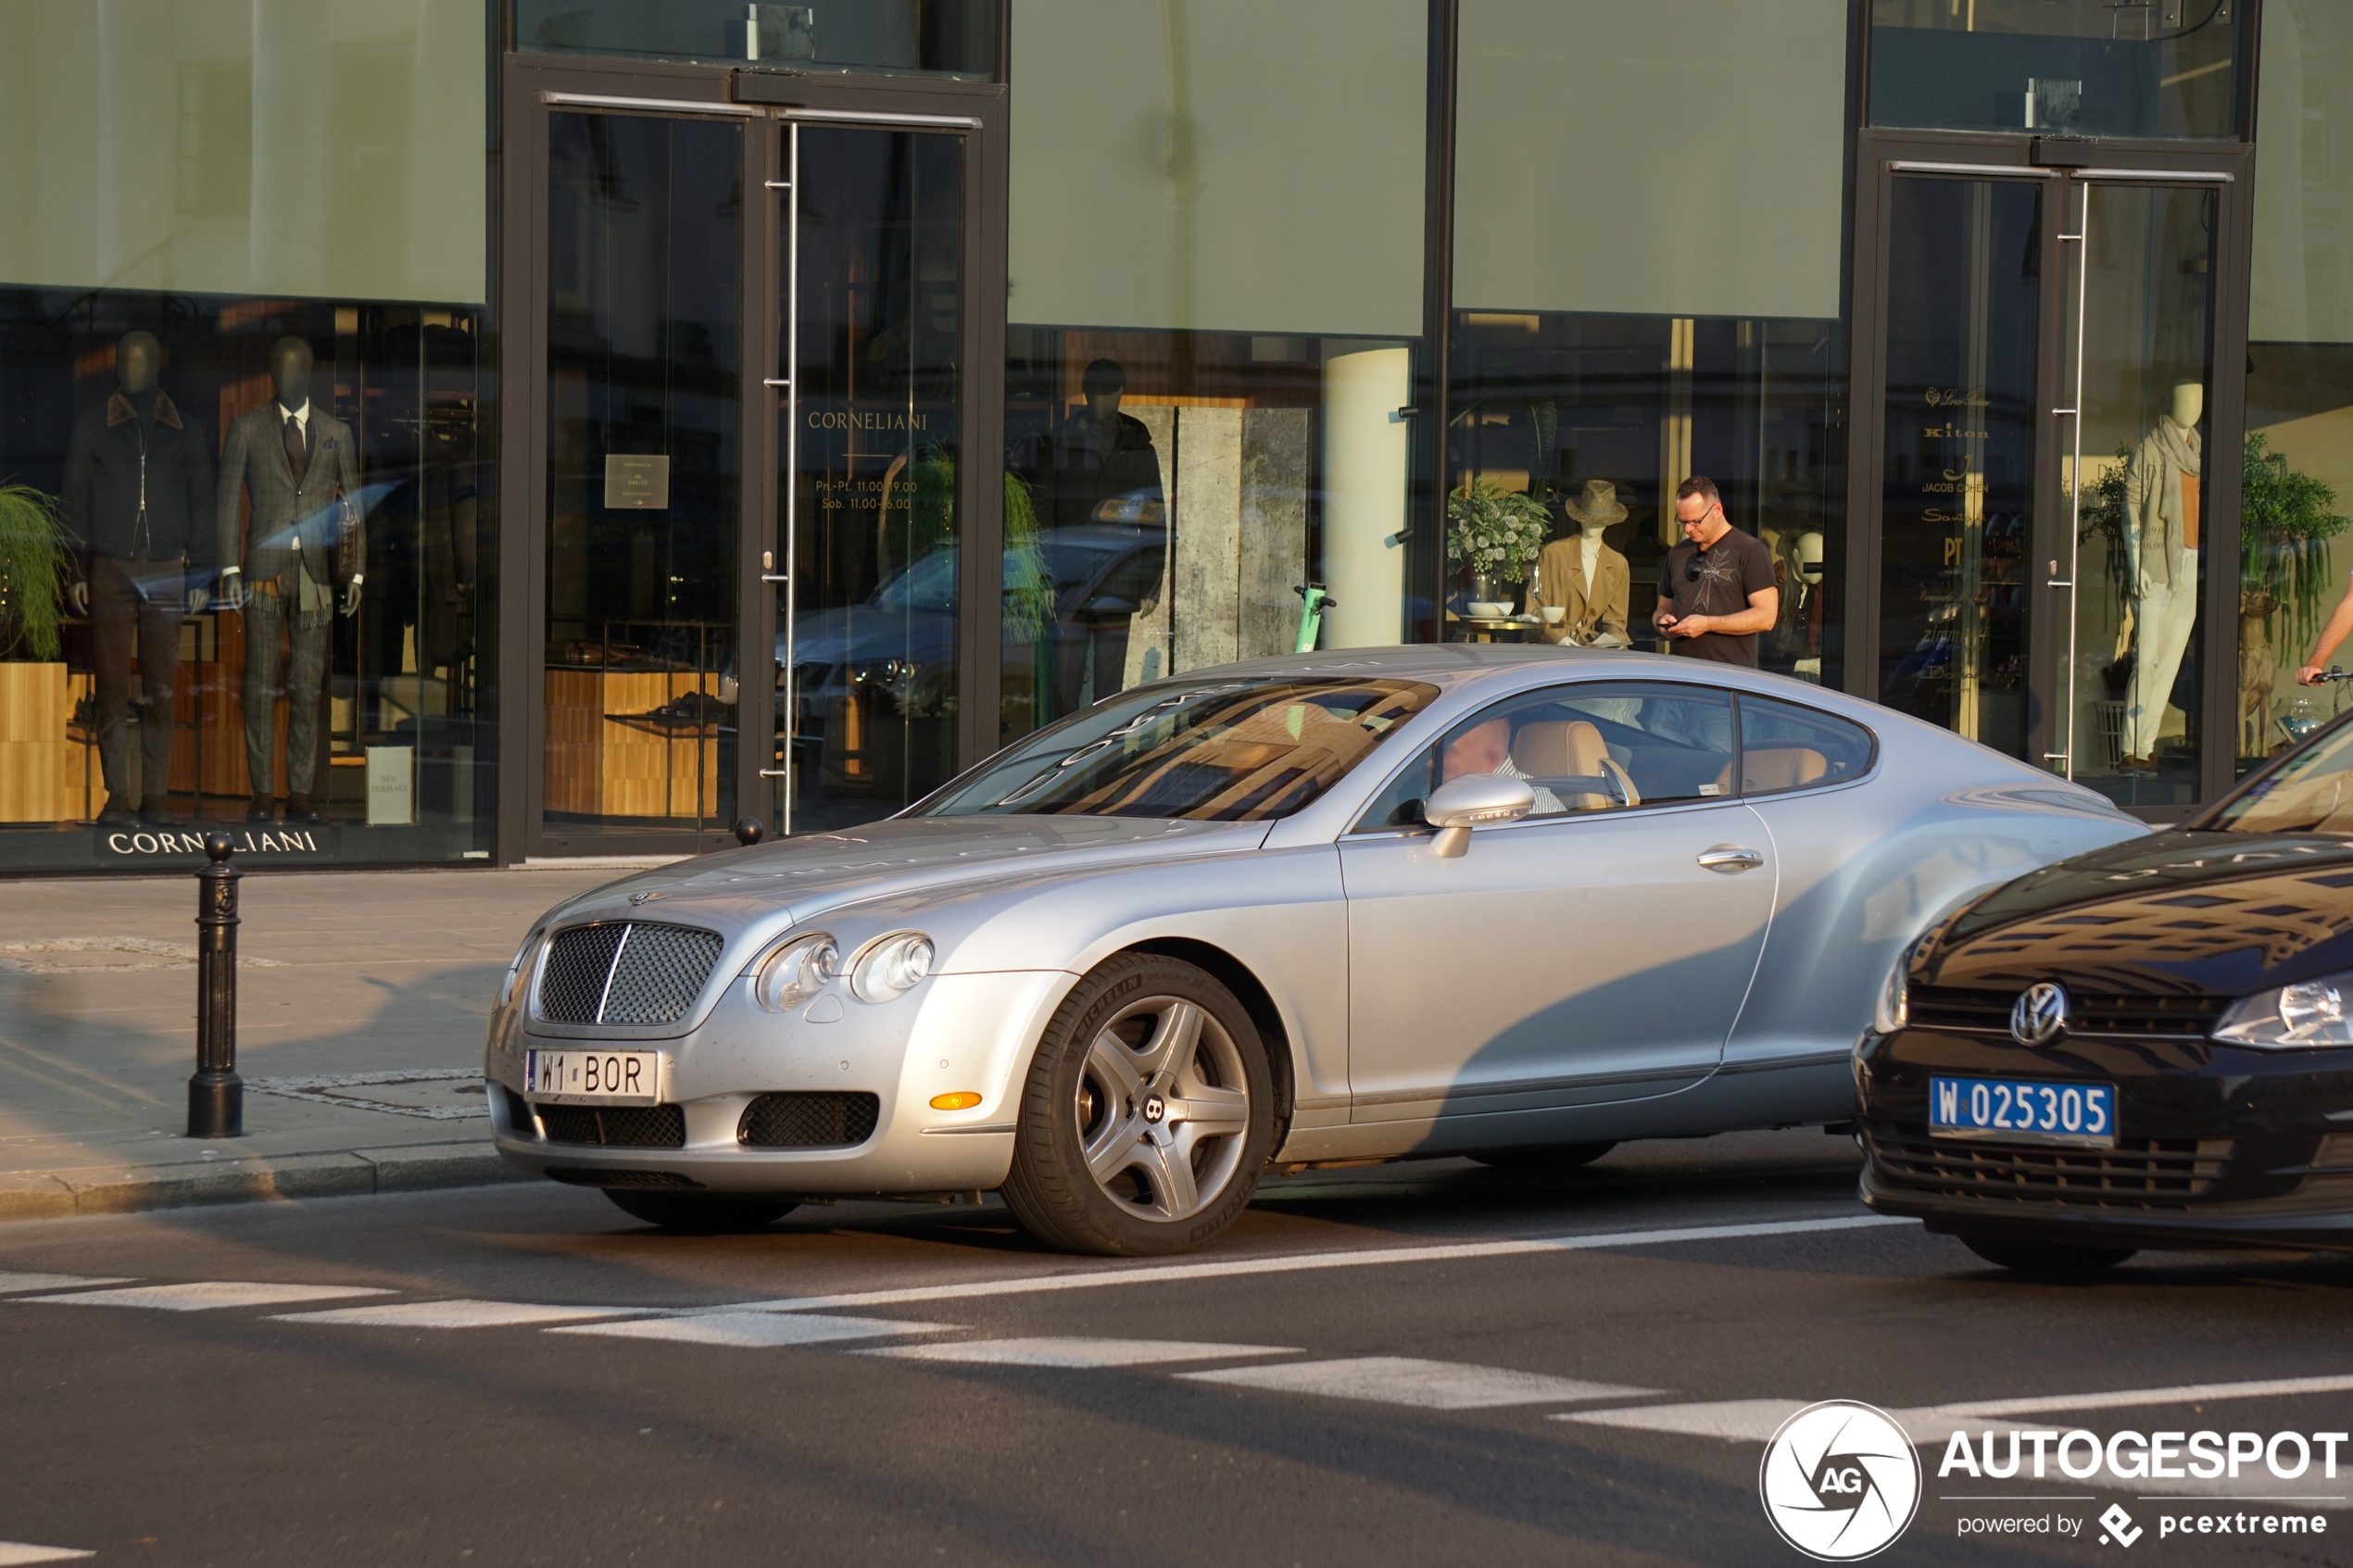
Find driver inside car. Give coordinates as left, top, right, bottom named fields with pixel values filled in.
left=1440, top=715, right=1566, bottom=816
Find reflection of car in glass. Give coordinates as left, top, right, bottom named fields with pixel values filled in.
left=487, top=647, right=2143, bottom=1256
left=1862, top=710, right=2353, bottom=1277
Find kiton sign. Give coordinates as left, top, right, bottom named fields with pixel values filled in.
left=99, top=827, right=333, bottom=860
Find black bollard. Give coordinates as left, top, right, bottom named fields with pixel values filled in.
left=733, top=816, right=765, bottom=847
left=188, top=832, right=244, bottom=1138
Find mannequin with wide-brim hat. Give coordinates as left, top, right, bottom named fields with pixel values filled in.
left=1527, top=480, right=1631, bottom=646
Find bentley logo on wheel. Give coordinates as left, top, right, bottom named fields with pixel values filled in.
left=2010, top=982, right=2070, bottom=1047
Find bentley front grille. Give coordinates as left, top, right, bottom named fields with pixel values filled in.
left=538, top=1103, right=688, bottom=1148
left=537, top=922, right=725, bottom=1026
left=739, top=1092, right=882, bottom=1148
left=1865, top=1121, right=2233, bottom=1210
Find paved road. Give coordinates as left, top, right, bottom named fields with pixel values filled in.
left=3, top=1131, right=2350, bottom=1566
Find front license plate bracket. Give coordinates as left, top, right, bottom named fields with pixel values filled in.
left=524, top=1048, right=663, bottom=1107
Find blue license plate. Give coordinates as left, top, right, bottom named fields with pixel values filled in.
left=1929, top=1076, right=2116, bottom=1148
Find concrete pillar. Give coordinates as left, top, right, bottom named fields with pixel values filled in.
left=1319, top=345, right=1410, bottom=648
left=1172, top=404, right=1242, bottom=672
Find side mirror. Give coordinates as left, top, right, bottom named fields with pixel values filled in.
left=1422, top=773, right=1536, bottom=859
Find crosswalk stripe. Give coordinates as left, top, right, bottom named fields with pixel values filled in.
left=0, top=1543, right=94, bottom=1565
left=726, top=1213, right=1910, bottom=1314
left=550, top=1312, right=959, bottom=1348
left=24, top=1282, right=393, bottom=1312
left=860, top=1336, right=1297, bottom=1369
left=1180, top=1356, right=1659, bottom=1410
left=273, top=1299, right=633, bottom=1328
left=0, top=1273, right=132, bottom=1296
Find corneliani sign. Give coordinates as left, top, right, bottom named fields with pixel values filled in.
left=98, top=827, right=335, bottom=860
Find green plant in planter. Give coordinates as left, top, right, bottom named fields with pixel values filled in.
left=0, top=480, right=72, bottom=661
left=1446, top=476, right=1550, bottom=588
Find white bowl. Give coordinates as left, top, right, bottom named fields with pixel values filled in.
left=1466, top=601, right=1512, bottom=619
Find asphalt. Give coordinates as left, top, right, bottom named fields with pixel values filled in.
left=4, top=1132, right=2351, bottom=1566
left=0, top=864, right=639, bottom=1220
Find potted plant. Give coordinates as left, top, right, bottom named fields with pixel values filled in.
left=0, top=480, right=70, bottom=660
left=1446, top=476, right=1550, bottom=610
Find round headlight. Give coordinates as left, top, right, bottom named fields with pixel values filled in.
left=750, top=933, right=838, bottom=1012
left=850, top=932, right=935, bottom=1003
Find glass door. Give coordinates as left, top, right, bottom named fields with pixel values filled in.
left=769, top=119, right=968, bottom=834
left=2054, top=175, right=2220, bottom=809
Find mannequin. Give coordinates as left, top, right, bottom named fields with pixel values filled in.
left=1527, top=479, right=1629, bottom=645
left=216, top=336, right=363, bottom=823
left=61, top=331, right=216, bottom=826
left=2121, top=381, right=2204, bottom=769
left=1790, top=530, right=1825, bottom=681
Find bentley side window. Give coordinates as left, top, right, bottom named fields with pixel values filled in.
left=1735, top=695, right=1876, bottom=796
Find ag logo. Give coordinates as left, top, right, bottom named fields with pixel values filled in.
left=1759, top=1400, right=1920, bottom=1561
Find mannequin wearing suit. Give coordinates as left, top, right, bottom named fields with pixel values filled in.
left=2121, top=381, right=2203, bottom=770
left=1526, top=480, right=1630, bottom=646
left=216, top=336, right=363, bottom=823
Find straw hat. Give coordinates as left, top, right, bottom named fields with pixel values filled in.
left=1564, top=479, right=1629, bottom=526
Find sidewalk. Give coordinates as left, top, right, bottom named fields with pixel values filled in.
left=0, top=860, right=661, bottom=1222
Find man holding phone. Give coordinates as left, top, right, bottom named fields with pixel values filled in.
left=1653, top=474, right=1779, bottom=667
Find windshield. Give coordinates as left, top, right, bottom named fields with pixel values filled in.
left=2209, top=722, right=2353, bottom=834
left=917, top=678, right=1441, bottom=821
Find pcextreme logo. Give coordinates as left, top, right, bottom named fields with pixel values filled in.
left=1759, top=1400, right=1919, bottom=1561
left=1760, top=1400, right=1923, bottom=1560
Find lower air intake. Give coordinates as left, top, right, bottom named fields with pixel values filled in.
left=538, top=1103, right=687, bottom=1148
left=738, top=1092, right=881, bottom=1148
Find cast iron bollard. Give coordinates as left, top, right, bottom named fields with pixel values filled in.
left=733, top=816, right=764, bottom=847
left=188, top=831, right=244, bottom=1138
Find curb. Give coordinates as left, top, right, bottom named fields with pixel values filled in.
left=0, top=1141, right=531, bottom=1223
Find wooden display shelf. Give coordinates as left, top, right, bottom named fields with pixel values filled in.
left=545, top=669, right=720, bottom=821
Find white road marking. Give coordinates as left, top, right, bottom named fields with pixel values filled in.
left=1180, top=1356, right=1660, bottom=1410
left=273, top=1299, right=633, bottom=1328
left=549, top=1312, right=960, bottom=1348
left=727, top=1213, right=1909, bottom=1313
left=0, top=1544, right=94, bottom=1565
left=26, top=1282, right=393, bottom=1312
left=860, top=1336, right=1297, bottom=1369
left=0, top=1273, right=132, bottom=1295
left=1557, top=1399, right=1805, bottom=1441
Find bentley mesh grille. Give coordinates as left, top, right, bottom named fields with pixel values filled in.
left=1865, top=1121, right=2233, bottom=1210
left=739, top=1092, right=881, bottom=1148
left=536, top=922, right=724, bottom=1025
left=538, top=1103, right=688, bottom=1148
left=544, top=1167, right=701, bottom=1189
left=1906, top=985, right=2226, bottom=1038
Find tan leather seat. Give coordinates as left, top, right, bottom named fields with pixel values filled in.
left=1742, top=746, right=1827, bottom=793
left=1511, top=720, right=1633, bottom=810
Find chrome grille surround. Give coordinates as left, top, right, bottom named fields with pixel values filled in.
left=536, top=922, right=725, bottom=1026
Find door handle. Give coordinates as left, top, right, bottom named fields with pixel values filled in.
left=1697, top=846, right=1765, bottom=873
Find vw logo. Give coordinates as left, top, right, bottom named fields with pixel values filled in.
left=1140, top=1094, right=1167, bottom=1124
left=2010, top=982, right=2070, bottom=1047
left=1759, top=1400, right=1919, bottom=1561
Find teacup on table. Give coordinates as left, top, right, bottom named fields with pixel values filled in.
left=1540, top=606, right=1567, bottom=625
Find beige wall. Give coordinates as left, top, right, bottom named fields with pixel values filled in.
left=2253, top=0, right=2353, bottom=346
left=0, top=0, right=486, bottom=304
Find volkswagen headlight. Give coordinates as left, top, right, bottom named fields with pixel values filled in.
left=849, top=931, right=935, bottom=1003
left=1873, top=956, right=1908, bottom=1036
left=750, top=933, right=839, bottom=1012
left=2213, top=975, right=2353, bottom=1048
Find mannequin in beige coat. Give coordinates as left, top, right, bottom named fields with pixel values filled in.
left=1526, top=480, right=1630, bottom=646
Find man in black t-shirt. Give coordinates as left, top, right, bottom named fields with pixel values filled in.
left=1653, top=474, right=1780, bottom=667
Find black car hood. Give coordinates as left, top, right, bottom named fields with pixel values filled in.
left=1929, top=830, right=2353, bottom=996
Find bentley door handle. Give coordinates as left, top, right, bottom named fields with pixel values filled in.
left=1697, top=846, right=1766, bottom=873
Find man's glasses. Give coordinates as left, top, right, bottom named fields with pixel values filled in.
left=1677, top=503, right=1718, bottom=533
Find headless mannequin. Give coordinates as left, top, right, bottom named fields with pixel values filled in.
left=2121, top=381, right=2204, bottom=768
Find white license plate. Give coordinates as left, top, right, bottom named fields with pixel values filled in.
left=524, top=1048, right=661, bottom=1106
left=1930, top=1075, right=2116, bottom=1148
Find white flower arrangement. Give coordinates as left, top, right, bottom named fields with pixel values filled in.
left=1444, top=477, right=1550, bottom=583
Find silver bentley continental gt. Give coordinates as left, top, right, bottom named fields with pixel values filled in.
left=484, top=646, right=2147, bottom=1256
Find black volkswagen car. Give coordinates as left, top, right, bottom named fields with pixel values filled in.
left=1859, top=711, right=2353, bottom=1276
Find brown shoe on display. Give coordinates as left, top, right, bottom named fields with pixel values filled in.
left=95, top=795, right=138, bottom=828
left=284, top=793, right=321, bottom=822
left=247, top=794, right=276, bottom=822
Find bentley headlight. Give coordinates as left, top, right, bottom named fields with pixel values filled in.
left=750, top=933, right=839, bottom=1012
left=2214, top=975, right=2353, bottom=1048
left=849, top=931, right=935, bottom=1003
left=499, top=927, right=548, bottom=1009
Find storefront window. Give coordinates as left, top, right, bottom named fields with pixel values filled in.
left=2243, top=0, right=2353, bottom=768
left=0, top=2, right=492, bottom=872
left=1452, top=1, right=1849, bottom=685
left=516, top=0, right=998, bottom=79
left=1000, top=0, right=1427, bottom=743
left=1869, top=0, right=2244, bottom=141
